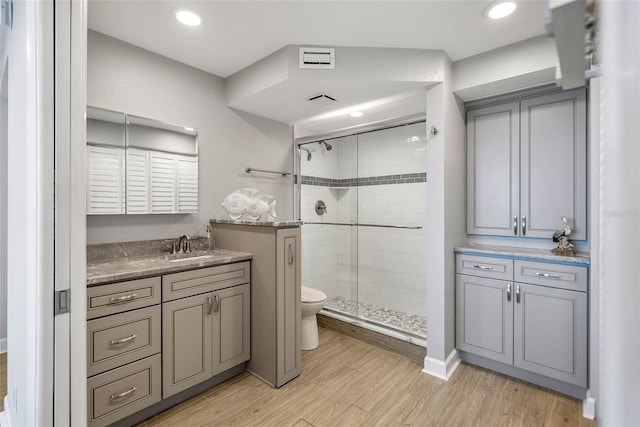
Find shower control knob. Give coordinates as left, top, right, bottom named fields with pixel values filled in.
left=315, top=200, right=327, bottom=216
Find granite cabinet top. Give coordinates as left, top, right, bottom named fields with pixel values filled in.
left=87, top=248, right=253, bottom=286
left=210, top=218, right=303, bottom=229
left=455, top=243, right=590, bottom=266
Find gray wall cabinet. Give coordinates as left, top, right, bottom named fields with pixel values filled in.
left=456, top=254, right=588, bottom=394
left=212, top=223, right=302, bottom=388
left=466, top=88, right=587, bottom=240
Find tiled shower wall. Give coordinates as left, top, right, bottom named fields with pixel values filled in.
left=300, top=123, right=427, bottom=318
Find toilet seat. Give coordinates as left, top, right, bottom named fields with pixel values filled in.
left=301, top=286, right=327, bottom=303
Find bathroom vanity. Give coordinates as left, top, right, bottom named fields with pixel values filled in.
left=211, top=219, right=302, bottom=388
left=455, top=244, right=589, bottom=398
left=86, top=243, right=252, bottom=427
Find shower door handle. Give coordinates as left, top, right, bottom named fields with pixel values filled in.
left=288, top=244, right=294, bottom=265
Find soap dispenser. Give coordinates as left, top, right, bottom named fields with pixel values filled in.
left=206, top=224, right=214, bottom=250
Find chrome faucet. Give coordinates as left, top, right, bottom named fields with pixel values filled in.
left=178, top=234, right=192, bottom=253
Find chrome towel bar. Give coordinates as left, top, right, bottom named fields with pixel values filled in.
left=245, top=167, right=292, bottom=177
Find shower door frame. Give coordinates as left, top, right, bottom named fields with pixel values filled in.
left=294, top=114, right=428, bottom=346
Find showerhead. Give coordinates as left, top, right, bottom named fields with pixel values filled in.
left=319, top=140, right=333, bottom=151
left=300, top=146, right=314, bottom=161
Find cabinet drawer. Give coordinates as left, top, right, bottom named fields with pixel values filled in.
left=87, top=277, right=161, bottom=319
left=456, top=254, right=513, bottom=280
left=88, top=354, right=161, bottom=427
left=514, top=260, right=587, bottom=292
left=88, top=306, right=161, bottom=377
left=162, top=261, right=250, bottom=301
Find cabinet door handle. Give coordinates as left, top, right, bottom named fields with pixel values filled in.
left=110, top=386, right=137, bottom=401
left=507, top=283, right=512, bottom=302
left=109, top=293, right=137, bottom=304
left=288, top=244, right=294, bottom=265
left=473, top=264, right=494, bottom=271
left=109, top=334, right=137, bottom=346
left=522, top=216, right=526, bottom=236
left=536, top=272, right=561, bottom=279
left=213, top=294, right=220, bottom=313
left=516, top=285, right=521, bottom=303
left=206, top=295, right=212, bottom=315
left=513, top=216, right=518, bottom=235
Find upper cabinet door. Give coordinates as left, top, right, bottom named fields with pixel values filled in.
left=467, top=102, right=520, bottom=236
left=520, top=89, right=587, bottom=240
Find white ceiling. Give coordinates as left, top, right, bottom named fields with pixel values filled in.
left=88, top=0, right=548, bottom=134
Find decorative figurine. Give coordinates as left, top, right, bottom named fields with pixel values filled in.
left=551, top=216, right=575, bottom=256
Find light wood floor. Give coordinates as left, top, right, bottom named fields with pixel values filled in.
left=138, top=328, right=594, bottom=427
left=0, top=352, right=6, bottom=412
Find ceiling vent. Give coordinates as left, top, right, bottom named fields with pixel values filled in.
left=299, top=47, right=335, bottom=69
left=307, top=92, right=337, bottom=106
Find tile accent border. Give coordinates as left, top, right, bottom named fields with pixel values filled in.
left=300, top=172, right=426, bottom=187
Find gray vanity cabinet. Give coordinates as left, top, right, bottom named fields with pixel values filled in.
left=513, top=282, right=587, bottom=386
left=466, top=88, right=587, bottom=239
left=456, top=253, right=588, bottom=394
left=456, top=274, right=513, bottom=365
left=162, top=263, right=251, bottom=398
left=162, top=292, right=213, bottom=397
left=212, top=223, right=302, bottom=388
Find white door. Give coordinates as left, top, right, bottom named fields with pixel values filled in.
left=54, top=0, right=87, bottom=425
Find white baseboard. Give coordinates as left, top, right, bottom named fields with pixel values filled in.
left=0, top=396, right=11, bottom=427
left=583, top=390, right=596, bottom=420
left=0, top=338, right=6, bottom=354
left=422, top=349, right=461, bottom=381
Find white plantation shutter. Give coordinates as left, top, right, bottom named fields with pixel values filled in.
left=177, top=155, right=198, bottom=213
left=150, top=151, right=177, bottom=213
left=126, top=148, right=150, bottom=214
left=86, top=145, right=125, bottom=214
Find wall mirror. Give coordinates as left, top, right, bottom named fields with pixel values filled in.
left=86, top=106, right=199, bottom=215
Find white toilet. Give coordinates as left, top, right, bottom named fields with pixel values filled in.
left=301, top=286, right=327, bottom=350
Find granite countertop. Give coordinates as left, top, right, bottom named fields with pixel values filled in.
left=210, top=218, right=303, bottom=228
left=87, top=248, right=253, bottom=286
left=455, top=243, right=590, bottom=266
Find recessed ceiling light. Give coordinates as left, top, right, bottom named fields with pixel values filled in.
left=485, top=1, right=516, bottom=19
left=350, top=111, right=364, bottom=117
left=176, top=10, right=201, bottom=27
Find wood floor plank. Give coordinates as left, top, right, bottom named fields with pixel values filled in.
left=137, top=328, right=594, bottom=427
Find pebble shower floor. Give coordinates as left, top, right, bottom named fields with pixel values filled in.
left=324, top=297, right=427, bottom=339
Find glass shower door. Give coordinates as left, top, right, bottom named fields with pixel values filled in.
left=299, top=135, right=359, bottom=318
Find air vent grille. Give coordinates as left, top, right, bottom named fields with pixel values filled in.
left=299, top=47, right=335, bottom=69
left=307, top=93, right=337, bottom=106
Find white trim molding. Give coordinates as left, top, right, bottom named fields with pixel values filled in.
left=583, top=389, right=596, bottom=420
left=422, top=349, right=461, bottom=381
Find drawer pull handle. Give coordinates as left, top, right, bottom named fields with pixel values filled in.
left=473, top=265, right=494, bottom=270
left=513, top=216, right=518, bottom=235
left=536, top=272, right=561, bottom=279
left=507, top=283, right=512, bottom=302
left=109, top=334, right=137, bottom=346
left=207, top=295, right=213, bottom=315
left=516, top=285, right=521, bottom=304
left=109, top=293, right=137, bottom=304
left=213, top=294, right=220, bottom=313
left=110, top=386, right=137, bottom=401
left=288, top=244, right=294, bottom=265
left=522, top=216, right=527, bottom=236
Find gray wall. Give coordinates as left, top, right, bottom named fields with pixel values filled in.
left=87, top=31, right=293, bottom=244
